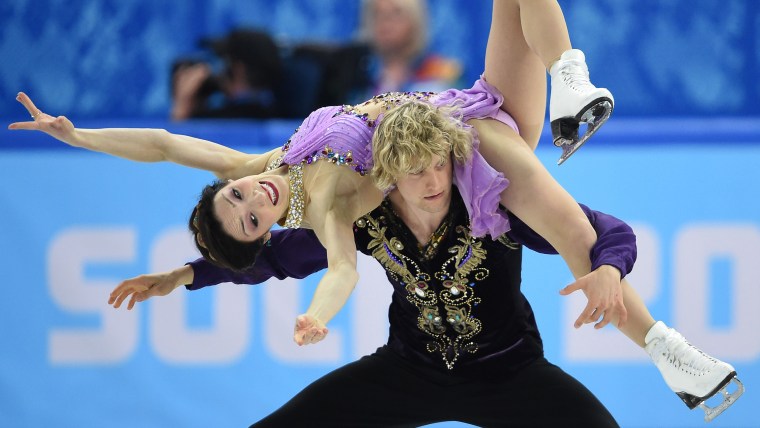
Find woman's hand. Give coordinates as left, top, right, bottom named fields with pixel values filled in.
left=10, top=92, right=262, bottom=174
left=293, top=314, right=329, bottom=346
left=8, top=92, right=78, bottom=145
left=109, top=266, right=193, bottom=310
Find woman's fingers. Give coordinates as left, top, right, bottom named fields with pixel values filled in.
left=8, top=92, right=46, bottom=130
left=303, top=327, right=328, bottom=345
left=293, top=315, right=327, bottom=345
left=8, top=120, right=38, bottom=130
left=16, top=92, right=42, bottom=118
left=10, top=93, right=57, bottom=131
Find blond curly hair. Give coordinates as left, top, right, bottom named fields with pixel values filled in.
left=372, top=100, right=473, bottom=190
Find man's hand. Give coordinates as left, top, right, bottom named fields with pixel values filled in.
left=560, top=265, right=627, bottom=329
left=108, top=266, right=193, bottom=310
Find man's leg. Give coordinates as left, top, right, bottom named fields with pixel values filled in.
left=453, top=358, right=619, bottom=427
left=250, top=347, right=450, bottom=428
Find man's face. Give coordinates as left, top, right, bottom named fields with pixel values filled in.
left=394, top=154, right=453, bottom=214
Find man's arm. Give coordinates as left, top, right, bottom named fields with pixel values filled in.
left=109, top=228, right=328, bottom=310
left=187, top=228, right=328, bottom=290
left=507, top=203, right=637, bottom=278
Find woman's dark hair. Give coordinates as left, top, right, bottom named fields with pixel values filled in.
left=189, top=180, right=267, bottom=272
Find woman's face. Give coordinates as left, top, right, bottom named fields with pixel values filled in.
left=212, top=172, right=289, bottom=242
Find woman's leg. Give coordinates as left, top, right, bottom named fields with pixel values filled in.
left=616, top=279, right=742, bottom=419
left=514, top=0, right=573, bottom=70
left=469, top=117, right=623, bottom=329
left=471, top=116, right=659, bottom=337
left=471, top=117, right=593, bottom=274
left=484, top=0, right=613, bottom=160
left=614, top=279, right=656, bottom=347
left=580, top=278, right=743, bottom=419
left=483, top=0, right=547, bottom=150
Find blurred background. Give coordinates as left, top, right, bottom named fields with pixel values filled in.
left=0, top=0, right=758, bottom=427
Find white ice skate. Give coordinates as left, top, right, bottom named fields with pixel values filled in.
left=645, top=321, right=744, bottom=422
left=549, top=49, right=614, bottom=165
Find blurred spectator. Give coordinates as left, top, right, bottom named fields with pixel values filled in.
left=318, top=0, right=462, bottom=106
left=358, top=0, right=462, bottom=96
left=170, top=1, right=462, bottom=121
left=285, top=0, right=464, bottom=111
left=170, top=28, right=283, bottom=121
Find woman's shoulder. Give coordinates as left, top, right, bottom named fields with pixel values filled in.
left=262, top=147, right=287, bottom=171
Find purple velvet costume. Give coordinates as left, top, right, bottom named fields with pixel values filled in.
left=279, top=77, right=515, bottom=237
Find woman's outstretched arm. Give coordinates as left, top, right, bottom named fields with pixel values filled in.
left=293, top=209, right=360, bottom=346
left=9, top=92, right=270, bottom=179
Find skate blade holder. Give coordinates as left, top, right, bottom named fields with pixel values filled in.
left=700, top=377, right=745, bottom=422
left=553, top=98, right=613, bottom=165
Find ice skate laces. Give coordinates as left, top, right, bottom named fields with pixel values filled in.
left=653, top=329, right=718, bottom=376
left=559, top=61, right=595, bottom=93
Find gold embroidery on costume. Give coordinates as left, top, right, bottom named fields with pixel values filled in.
left=363, top=215, right=437, bottom=304
left=357, top=210, right=489, bottom=370
left=496, top=233, right=520, bottom=250
left=419, top=221, right=448, bottom=261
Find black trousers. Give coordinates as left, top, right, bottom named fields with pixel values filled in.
left=251, top=346, right=619, bottom=428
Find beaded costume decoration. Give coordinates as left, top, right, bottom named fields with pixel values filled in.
left=283, top=162, right=305, bottom=228
left=271, top=77, right=514, bottom=239
left=263, top=150, right=306, bottom=229
left=270, top=92, right=438, bottom=229
left=356, top=202, right=489, bottom=370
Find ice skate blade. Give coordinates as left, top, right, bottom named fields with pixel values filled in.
left=556, top=137, right=586, bottom=165
left=699, top=377, right=744, bottom=422
left=552, top=98, right=613, bottom=165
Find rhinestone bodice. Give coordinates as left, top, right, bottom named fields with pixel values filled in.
left=279, top=91, right=436, bottom=178
left=271, top=92, right=435, bottom=228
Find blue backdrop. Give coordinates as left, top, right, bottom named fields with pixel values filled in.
left=0, top=119, right=758, bottom=427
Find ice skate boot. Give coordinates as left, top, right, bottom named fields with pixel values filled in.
left=645, top=321, right=744, bottom=422
left=549, top=49, right=614, bottom=165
